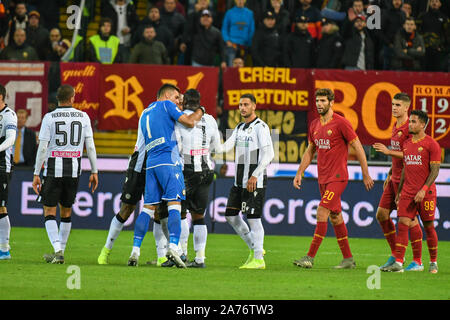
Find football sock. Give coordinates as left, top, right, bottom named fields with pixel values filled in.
left=248, top=218, right=264, bottom=260
left=0, top=214, right=10, bottom=252
left=132, top=209, right=154, bottom=248
left=225, top=215, right=253, bottom=250
left=424, top=225, right=438, bottom=263
left=59, top=217, right=72, bottom=254
left=105, top=214, right=125, bottom=250
left=409, top=223, right=423, bottom=265
left=379, top=218, right=396, bottom=255
left=153, top=220, right=167, bottom=259
left=394, top=222, right=409, bottom=263
left=333, top=222, right=353, bottom=259
left=193, top=219, right=207, bottom=264
left=44, top=215, right=61, bottom=253
left=180, top=217, right=189, bottom=256
left=160, top=217, right=170, bottom=242
left=307, top=221, right=327, bottom=258
left=167, top=204, right=182, bottom=246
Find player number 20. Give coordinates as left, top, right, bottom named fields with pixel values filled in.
left=323, top=190, right=335, bottom=201
left=424, top=200, right=434, bottom=211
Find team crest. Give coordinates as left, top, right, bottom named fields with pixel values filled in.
left=247, top=127, right=252, bottom=133
left=398, top=131, right=403, bottom=136
left=327, top=129, right=332, bottom=136
left=182, top=189, right=186, bottom=196
left=418, top=147, right=423, bottom=152
left=125, top=194, right=131, bottom=199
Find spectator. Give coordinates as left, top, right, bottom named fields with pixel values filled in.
left=341, top=0, right=365, bottom=39
left=392, top=17, right=425, bottom=71
left=87, top=17, right=124, bottom=64
left=283, top=15, right=315, bottom=68
left=416, top=0, right=450, bottom=72
left=129, top=25, right=169, bottom=64
left=293, top=0, right=322, bottom=39
left=315, top=18, right=344, bottom=68
left=155, top=0, right=187, bottom=16
left=378, top=0, right=406, bottom=70
left=267, top=0, right=291, bottom=35
left=101, top=0, right=139, bottom=60
left=12, top=109, right=37, bottom=168
left=25, top=11, right=49, bottom=60
left=342, top=15, right=375, bottom=70
left=0, top=28, right=38, bottom=61
left=401, top=1, right=413, bottom=18
left=0, top=1, right=9, bottom=48
left=221, top=0, right=255, bottom=66
left=35, top=0, right=65, bottom=30
left=251, top=10, right=282, bottom=67
left=47, top=39, right=71, bottom=61
left=132, top=6, right=175, bottom=59
left=6, top=1, right=27, bottom=46
left=232, top=56, right=245, bottom=67
left=160, top=0, right=186, bottom=63
left=66, top=35, right=85, bottom=62
left=180, top=9, right=226, bottom=68
left=44, top=28, right=62, bottom=60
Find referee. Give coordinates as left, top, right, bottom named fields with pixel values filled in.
left=218, top=93, right=274, bottom=270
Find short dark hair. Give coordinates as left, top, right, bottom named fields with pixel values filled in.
left=411, top=109, right=428, bottom=125
left=157, top=83, right=180, bottom=99
left=240, top=93, right=256, bottom=104
left=100, top=17, right=113, bottom=28
left=315, top=88, right=335, bottom=101
left=56, top=84, right=75, bottom=103
left=393, top=92, right=411, bottom=103
left=0, top=84, right=6, bottom=101
left=405, top=16, right=415, bottom=23
left=183, top=89, right=201, bottom=107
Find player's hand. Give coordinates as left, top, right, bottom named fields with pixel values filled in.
left=383, top=174, right=391, bottom=190
left=247, top=176, right=257, bottom=192
left=293, top=174, right=302, bottom=190
left=414, top=189, right=425, bottom=203
left=32, top=175, right=41, bottom=195
left=89, top=173, right=98, bottom=193
left=363, top=174, right=374, bottom=191
left=372, top=143, right=389, bottom=155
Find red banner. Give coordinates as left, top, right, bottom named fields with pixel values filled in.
left=0, top=62, right=48, bottom=131
left=309, top=69, right=450, bottom=148
left=97, top=64, right=219, bottom=130
left=59, top=62, right=100, bottom=122
left=223, top=67, right=311, bottom=111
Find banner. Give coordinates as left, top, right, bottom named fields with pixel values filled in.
left=97, top=64, right=219, bottom=130
left=309, top=69, right=450, bottom=148
left=222, top=67, right=311, bottom=111
left=227, top=109, right=308, bottom=163
left=8, top=169, right=450, bottom=240
left=0, top=62, right=48, bottom=130
left=59, top=62, right=100, bottom=122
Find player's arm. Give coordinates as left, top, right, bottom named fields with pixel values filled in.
left=0, top=127, right=16, bottom=152
left=177, top=107, right=204, bottom=128
left=248, top=126, right=274, bottom=192
left=350, top=137, right=374, bottom=191
left=293, top=142, right=316, bottom=190
left=85, top=136, right=98, bottom=193
left=212, top=126, right=237, bottom=154
left=383, top=167, right=393, bottom=190
left=414, top=163, right=440, bottom=203
left=372, top=142, right=403, bottom=159
left=32, top=140, right=49, bottom=195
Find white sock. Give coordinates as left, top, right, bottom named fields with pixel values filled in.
left=153, top=222, right=167, bottom=258
left=193, top=224, right=207, bottom=263
left=160, top=217, right=170, bottom=242
left=45, top=218, right=61, bottom=253
left=0, top=215, right=11, bottom=252
left=131, top=246, right=140, bottom=257
left=180, top=218, right=189, bottom=256
left=226, top=215, right=253, bottom=250
left=105, top=216, right=124, bottom=250
left=59, top=221, right=72, bottom=254
left=248, top=218, right=264, bottom=260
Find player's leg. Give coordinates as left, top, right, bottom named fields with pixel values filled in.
left=152, top=208, right=168, bottom=266
left=329, top=212, right=356, bottom=269
left=0, top=173, right=11, bottom=260
left=179, top=208, right=189, bottom=260
left=225, top=186, right=254, bottom=267
left=56, top=177, right=79, bottom=257
left=376, top=180, right=397, bottom=267
left=419, top=197, right=438, bottom=273
left=405, top=217, right=424, bottom=271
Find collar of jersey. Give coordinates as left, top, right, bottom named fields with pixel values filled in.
left=243, top=116, right=258, bottom=130
left=55, top=105, right=73, bottom=109
left=411, top=135, right=426, bottom=144
left=0, top=104, right=8, bottom=113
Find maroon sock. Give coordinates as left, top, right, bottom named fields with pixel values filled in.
left=333, top=222, right=352, bottom=259
left=307, top=221, right=327, bottom=258
left=379, top=218, right=396, bottom=255
left=409, top=224, right=423, bottom=265
left=394, top=222, right=409, bottom=263
left=424, top=225, right=438, bottom=263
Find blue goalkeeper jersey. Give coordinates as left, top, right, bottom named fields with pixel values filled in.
left=137, top=100, right=184, bottom=168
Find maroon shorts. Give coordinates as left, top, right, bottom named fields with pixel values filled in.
left=319, top=181, right=348, bottom=214
left=398, top=192, right=437, bottom=222
left=378, top=179, right=399, bottom=211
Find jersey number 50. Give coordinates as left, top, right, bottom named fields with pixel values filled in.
left=55, top=121, right=82, bottom=146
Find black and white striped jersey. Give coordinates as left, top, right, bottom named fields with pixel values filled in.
left=229, top=117, right=273, bottom=188
left=175, top=110, right=221, bottom=172
left=38, top=106, right=93, bottom=178
left=0, top=105, right=17, bottom=174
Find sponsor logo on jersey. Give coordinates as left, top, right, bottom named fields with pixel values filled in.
left=315, top=138, right=331, bottom=150
left=51, top=151, right=81, bottom=158
left=190, top=148, right=209, bottom=156
left=404, top=154, right=422, bottom=165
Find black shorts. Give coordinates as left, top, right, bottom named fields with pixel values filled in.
left=225, top=185, right=266, bottom=219
left=38, top=176, right=79, bottom=208
left=120, top=170, right=145, bottom=205
left=0, top=173, right=11, bottom=207
left=184, top=169, right=214, bottom=214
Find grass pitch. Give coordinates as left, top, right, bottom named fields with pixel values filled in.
left=1, top=227, right=449, bottom=300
